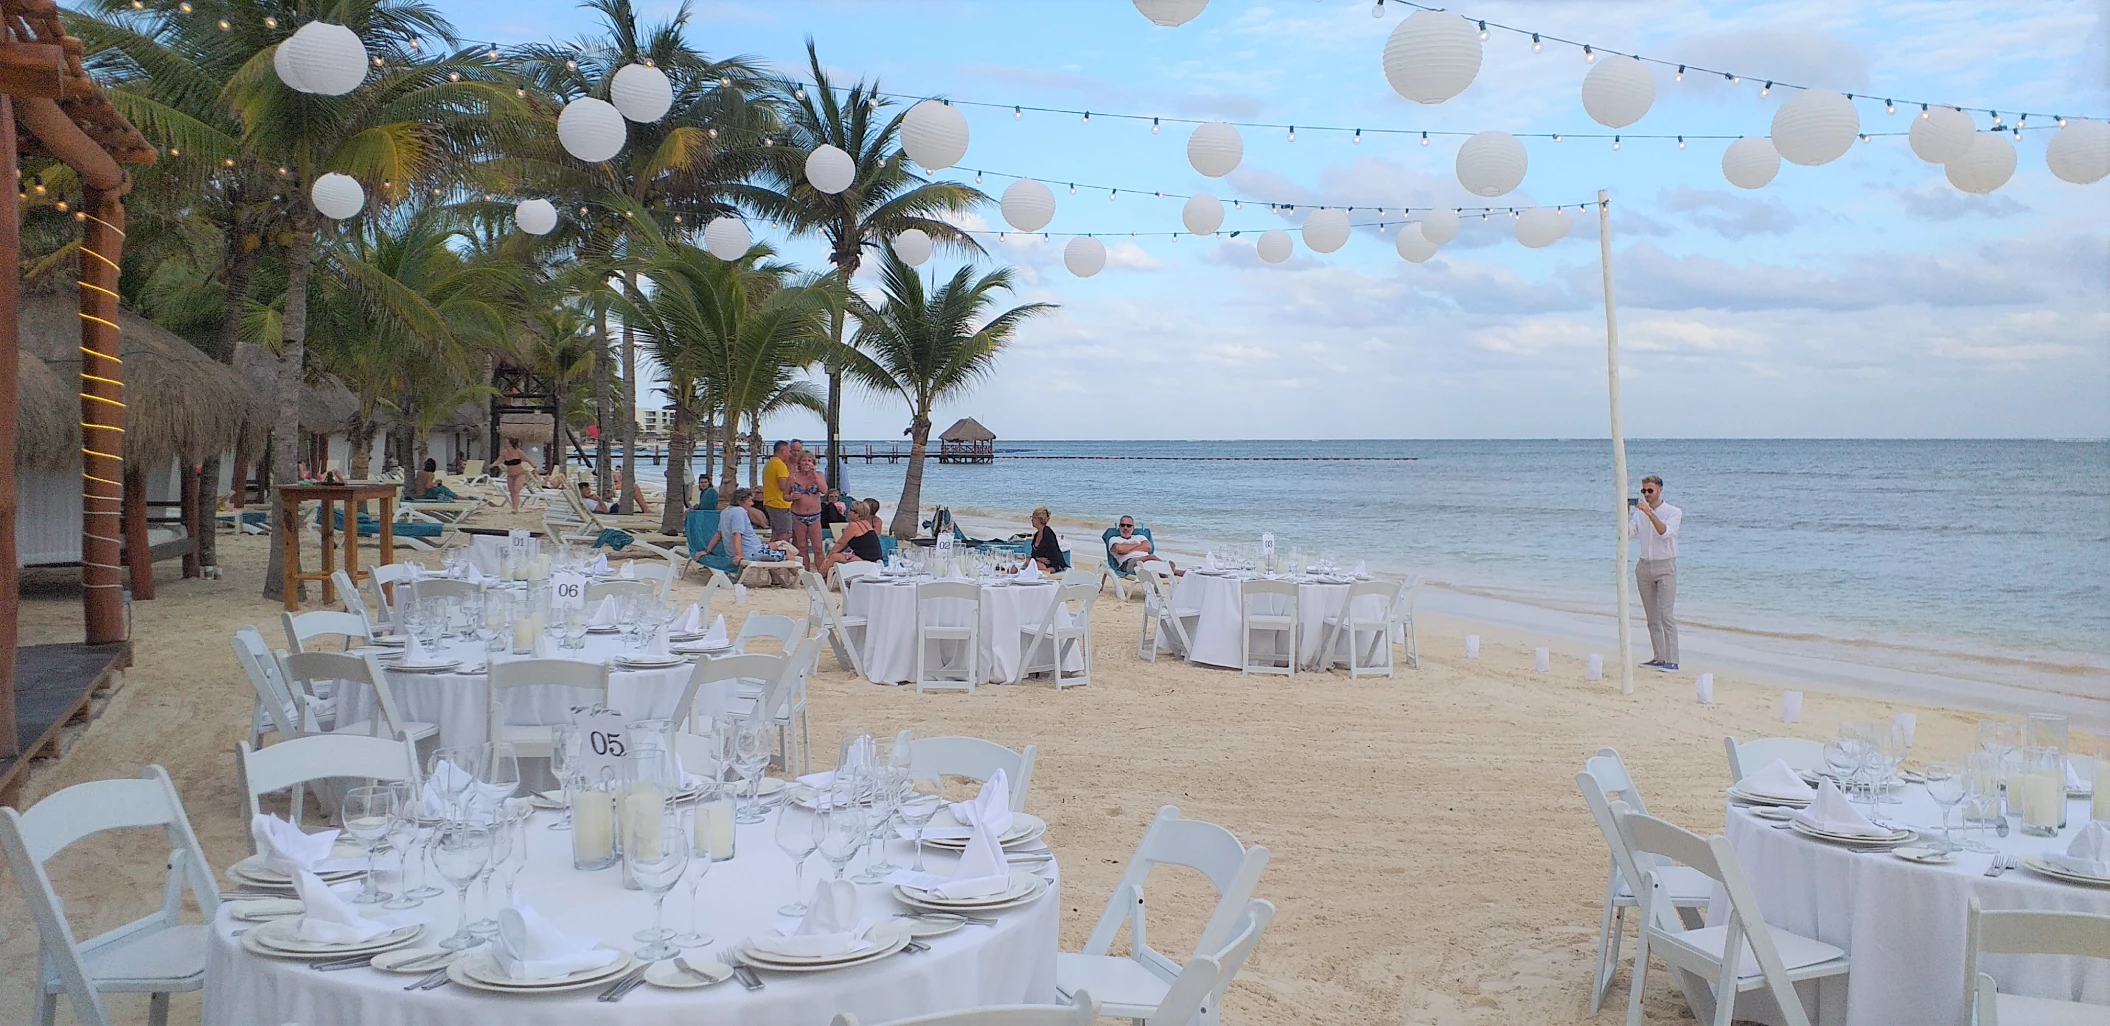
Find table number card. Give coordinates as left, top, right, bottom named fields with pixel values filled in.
left=550, top=571, right=588, bottom=612
left=576, top=708, right=630, bottom=781
left=934, top=533, right=954, bottom=561
left=508, top=527, right=533, bottom=558
left=1260, top=533, right=1276, bottom=563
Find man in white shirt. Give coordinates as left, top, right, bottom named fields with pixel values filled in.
left=1108, top=516, right=1177, bottom=574
left=1629, top=474, right=1683, bottom=671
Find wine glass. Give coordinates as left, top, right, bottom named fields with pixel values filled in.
left=426, top=745, right=483, bottom=824
left=468, top=811, right=515, bottom=938
left=431, top=824, right=492, bottom=950
left=817, top=804, right=864, bottom=881
left=896, top=777, right=944, bottom=873
left=381, top=780, right=424, bottom=909
left=675, top=807, right=714, bottom=948
left=341, top=786, right=396, bottom=906
left=548, top=727, right=579, bottom=831
left=855, top=766, right=901, bottom=884
left=774, top=803, right=820, bottom=916
left=1873, top=723, right=1906, bottom=805
left=734, top=723, right=773, bottom=824
left=493, top=808, right=530, bottom=909
left=626, top=821, right=690, bottom=962
left=1924, top=760, right=1966, bottom=854
left=1961, top=752, right=2003, bottom=854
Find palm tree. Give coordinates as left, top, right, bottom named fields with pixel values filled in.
left=842, top=250, right=1052, bottom=537
left=737, top=40, right=985, bottom=487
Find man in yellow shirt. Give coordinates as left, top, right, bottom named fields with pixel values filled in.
left=760, top=439, right=794, bottom=541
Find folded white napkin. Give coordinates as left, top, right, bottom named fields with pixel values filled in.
left=251, top=814, right=340, bottom=875
left=618, top=561, right=636, bottom=579
left=495, top=901, right=621, bottom=981
left=752, top=879, right=870, bottom=957
left=402, top=632, right=434, bottom=664
left=465, top=564, right=485, bottom=585
left=419, top=759, right=516, bottom=819
left=1737, top=759, right=1816, bottom=802
left=2046, top=821, right=2110, bottom=877
left=1203, top=551, right=1218, bottom=571
left=646, top=630, right=671, bottom=658
left=1015, top=562, right=1041, bottom=582
left=733, top=583, right=748, bottom=606
left=533, top=634, right=555, bottom=659
left=2067, top=757, right=2090, bottom=792
left=704, top=615, right=729, bottom=646
left=932, top=812, right=1013, bottom=900
left=290, top=869, right=395, bottom=944
left=587, top=596, right=620, bottom=627
left=588, top=553, right=610, bottom=574
left=947, top=769, right=1014, bottom=838
left=1353, top=560, right=1367, bottom=577
left=671, top=604, right=702, bottom=634
left=1789, top=779, right=1890, bottom=838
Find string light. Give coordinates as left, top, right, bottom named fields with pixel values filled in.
left=1885, top=99, right=1896, bottom=114
left=1551, top=133, right=1561, bottom=142
left=263, top=16, right=275, bottom=27
left=1676, top=135, right=1685, bottom=149
left=1675, top=65, right=1684, bottom=81
left=1353, top=128, right=1362, bottom=144
left=1151, top=117, right=1160, bottom=133
left=1611, top=135, right=1620, bottom=150
left=1420, top=131, right=1428, bottom=145
left=1287, top=126, right=1296, bottom=141
left=1582, top=45, right=1594, bottom=63
left=1477, top=20, right=1488, bottom=40
left=1531, top=33, right=1542, bottom=52
left=1013, top=105, right=1022, bottom=118
left=1081, top=111, right=1090, bottom=123
left=1761, top=81, right=1771, bottom=96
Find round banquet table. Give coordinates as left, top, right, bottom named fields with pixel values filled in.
left=339, top=634, right=746, bottom=749
left=1713, top=792, right=2106, bottom=1026
left=843, top=577, right=1080, bottom=686
left=1160, top=572, right=1387, bottom=670
left=203, top=806, right=1060, bottom=1025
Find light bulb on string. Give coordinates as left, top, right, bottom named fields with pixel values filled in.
left=566, top=60, right=577, bottom=70
left=1371, top=0, right=1385, bottom=17
left=1991, top=112, right=2003, bottom=127
left=1583, top=45, right=1594, bottom=62
left=2013, top=126, right=2022, bottom=139
left=1885, top=99, right=1896, bottom=115
left=1729, top=74, right=1740, bottom=85
left=1677, top=135, right=1685, bottom=149
left=1477, top=21, right=1488, bottom=41
left=1110, top=189, right=1117, bottom=200
left=1551, top=133, right=1561, bottom=142
left=1151, top=117, right=1160, bottom=133
left=1675, top=65, right=1685, bottom=81
left=1921, top=104, right=1930, bottom=119
left=794, top=88, right=804, bottom=100
left=1082, top=111, right=1091, bottom=123
left=1761, top=81, right=1771, bottom=96
left=1288, top=126, right=1296, bottom=141
left=2056, top=116, right=2067, bottom=127
left=217, top=19, right=229, bottom=30
left=176, top=2, right=189, bottom=11
left=1858, top=133, right=1869, bottom=144
left=1353, top=128, right=1362, bottom=144
left=1531, top=33, right=1542, bottom=52
left=1068, top=183, right=1076, bottom=195
left=1420, top=131, right=1429, bottom=146
left=1013, top=105, right=1022, bottom=119
left=1611, top=135, right=1620, bottom=150
left=974, top=172, right=982, bottom=183
left=372, top=56, right=384, bottom=67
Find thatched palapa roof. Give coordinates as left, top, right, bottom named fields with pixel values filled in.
left=4, top=0, right=157, bottom=167
left=939, top=417, right=995, bottom=443
left=17, top=293, right=247, bottom=469
left=498, top=412, right=554, bottom=446
left=14, top=347, right=70, bottom=467
left=232, top=342, right=358, bottom=447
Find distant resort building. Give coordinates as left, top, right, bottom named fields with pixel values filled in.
left=938, top=417, right=996, bottom=465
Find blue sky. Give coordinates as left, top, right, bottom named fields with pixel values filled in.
left=448, top=0, right=2109, bottom=440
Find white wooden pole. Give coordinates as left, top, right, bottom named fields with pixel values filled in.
left=1598, top=189, right=1635, bottom=695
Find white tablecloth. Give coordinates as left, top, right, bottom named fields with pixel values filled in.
left=468, top=535, right=541, bottom=576
left=1715, top=792, right=2107, bottom=1025
left=1162, top=573, right=1385, bottom=670
left=844, top=578, right=1079, bottom=685
left=204, top=806, right=1059, bottom=1025
left=341, top=635, right=741, bottom=749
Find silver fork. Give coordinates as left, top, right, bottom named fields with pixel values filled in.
left=1984, top=855, right=2014, bottom=877
left=671, top=956, right=717, bottom=983
left=719, top=945, right=763, bottom=990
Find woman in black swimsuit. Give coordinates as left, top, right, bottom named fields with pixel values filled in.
left=825, top=498, right=885, bottom=575
left=498, top=438, right=530, bottom=512
left=1029, top=506, right=1068, bottom=573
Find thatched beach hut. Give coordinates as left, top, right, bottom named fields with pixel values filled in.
left=938, top=417, right=996, bottom=465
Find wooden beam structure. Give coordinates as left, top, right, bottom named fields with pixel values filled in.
left=0, top=90, right=20, bottom=761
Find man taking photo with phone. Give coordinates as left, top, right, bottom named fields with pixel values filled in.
left=1630, top=474, right=1683, bottom=671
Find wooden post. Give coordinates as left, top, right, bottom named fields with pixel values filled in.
left=79, top=185, right=126, bottom=643
left=181, top=461, right=200, bottom=577
left=1598, top=189, right=1635, bottom=696
left=122, top=463, right=154, bottom=599
left=0, top=92, right=22, bottom=759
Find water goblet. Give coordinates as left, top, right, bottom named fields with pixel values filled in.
left=468, top=810, right=515, bottom=938
left=1961, top=752, right=2003, bottom=853
left=1923, top=760, right=1966, bottom=854
left=341, top=785, right=396, bottom=905
left=548, top=727, right=581, bottom=831
left=855, top=767, right=901, bottom=883
left=733, top=723, right=773, bottom=824
left=431, top=824, right=493, bottom=950
left=380, top=780, right=425, bottom=909
left=675, top=808, right=714, bottom=947
left=774, top=803, right=820, bottom=916
left=627, top=822, right=690, bottom=961
left=818, top=803, right=865, bottom=881
left=425, top=745, right=482, bottom=824
left=896, top=777, right=943, bottom=873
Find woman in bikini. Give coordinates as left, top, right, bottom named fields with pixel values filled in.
left=498, top=438, right=530, bottom=512
left=786, top=451, right=827, bottom=569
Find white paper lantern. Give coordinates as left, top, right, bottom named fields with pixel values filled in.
left=804, top=144, right=855, bottom=194
left=1395, top=223, right=1438, bottom=263
left=1301, top=208, right=1350, bottom=253
left=309, top=172, right=364, bottom=220
left=1514, top=207, right=1572, bottom=248
left=1580, top=58, right=1655, bottom=129
left=703, top=217, right=751, bottom=261
left=1908, top=106, right=1976, bottom=164
left=609, top=63, right=673, bottom=122
left=1133, top=0, right=1206, bottom=27
left=891, top=228, right=932, bottom=266
left=1256, top=229, right=1293, bottom=264
left=1418, top=207, right=1460, bottom=245
left=1770, top=88, right=1859, bottom=166
left=513, top=198, right=557, bottom=236
left=1383, top=10, right=1482, bottom=105
left=1456, top=131, right=1528, bottom=198
left=2045, top=119, right=2110, bottom=185
left=1945, top=131, right=2016, bottom=194
left=901, top=100, right=969, bottom=171
left=557, top=97, right=627, bottom=163
left=1721, top=136, right=1781, bottom=190
left=999, top=178, right=1055, bottom=232
left=1187, top=122, right=1243, bottom=178
left=274, top=21, right=367, bottom=96
left=1181, top=194, right=1224, bottom=236
left=1063, top=237, right=1107, bottom=278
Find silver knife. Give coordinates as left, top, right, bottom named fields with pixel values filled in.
left=596, top=965, right=650, bottom=1001
left=607, top=970, right=653, bottom=1002
left=405, top=967, right=448, bottom=990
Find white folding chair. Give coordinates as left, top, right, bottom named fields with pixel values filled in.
left=366, top=562, right=415, bottom=633
left=724, top=637, right=821, bottom=773
left=1238, top=578, right=1299, bottom=677
left=281, top=609, right=369, bottom=653
left=1578, top=748, right=1716, bottom=1013
left=1314, top=578, right=1398, bottom=677
left=1056, top=806, right=1271, bottom=1026
left=237, top=734, right=420, bottom=831
left=1137, top=563, right=1198, bottom=663
left=1013, top=581, right=1098, bottom=688
left=908, top=737, right=1037, bottom=813
left=622, top=559, right=676, bottom=597
left=695, top=652, right=786, bottom=718
left=331, top=569, right=378, bottom=638
left=1965, top=897, right=2110, bottom=1026
left=584, top=579, right=657, bottom=605
left=486, top=659, right=614, bottom=759
left=1059, top=567, right=1100, bottom=591
left=1387, top=574, right=1421, bottom=668
left=834, top=990, right=1099, bottom=1026
left=690, top=567, right=733, bottom=617
left=0, top=766, right=219, bottom=1026
left=279, top=651, right=437, bottom=745
left=1613, top=803, right=1849, bottom=1026
left=1723, top=736, right=1826, bottom=784
left=733, top=613, right=802, bottom=656
left=800, top=570, right=868, bottom=677
left=234, top=626, right=304, bottom=750
left=914, top=580, right=982, bottom=693
left=410, top=577, right=482, bottom=605
left=830, top=560, right=881, bottom=590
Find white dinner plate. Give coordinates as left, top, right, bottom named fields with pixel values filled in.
left=228, top=855, right=364, bottom=887
left=383, top=659, right=462, bottom=673
left=645, top=959, right=733, bottom=988
left=244, top=920, right=424, bottom=958
left=1788, top=820, right=1916, bottom=846
left=615, top=655, right=690, bottom=670
left=369, top=947, right=460, bottom=974
left=1889, top=846, right=1954, bottom=865
left=922, top=812, right=1046, bottom=850
left=366, top=635, right=407, bottom=647
left=895, top=872, right=1047, bottom=912
left=1747, top=806, right=1797, bottom=822
left=1727, top=786, right=1814, bottom=808
left=227, top=898, right=306, bottom=922
left=586, top=625, right=622, bottom=634
left=896, top=915, right=965, bottom=939
left=449, top=949, right=634, bottom=992
left=738, top=922, right=911, bottom=971
left=2020, top=856, right=2110, bottom=888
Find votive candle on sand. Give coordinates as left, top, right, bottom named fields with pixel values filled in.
left=1465, top=635, right=1480, bottom=659
left=1695, top=673, right=1714, bottom=705
left=1533, top=648, right=1549, bottom=672
left=1782, top=691, right=1803, bottom=723
left=2094, top=773, right=2109, bottom=824
left=1587, top=654, right=1603, bottom=681
left=1894, top=713, right=1917, bottom=748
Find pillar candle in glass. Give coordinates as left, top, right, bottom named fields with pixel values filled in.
left=569, top=782, right=619, bottom=870
left=2027, top=714, right=2069, bottom=829
left=2014, top=747, right=2065, bottom=837
left=693, top=795, right=737, bottom=860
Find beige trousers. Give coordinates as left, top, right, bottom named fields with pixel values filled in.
left=1635, top=558, right=1678, bottom=664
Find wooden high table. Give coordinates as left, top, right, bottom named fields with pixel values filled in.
left=275, top=483, right=397, bottom=611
